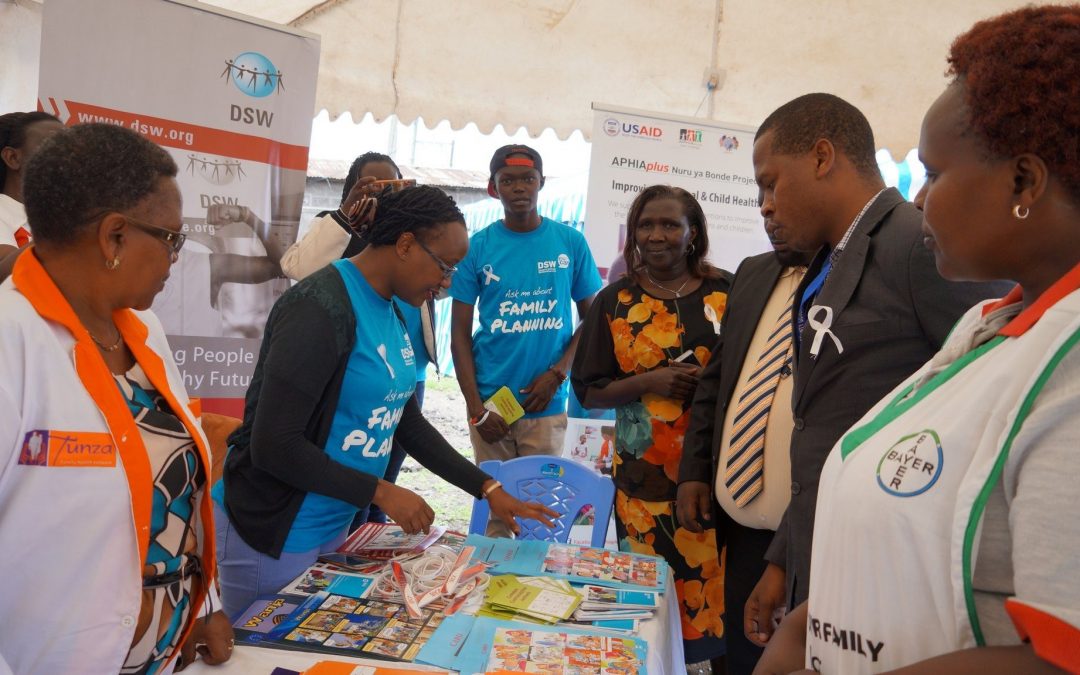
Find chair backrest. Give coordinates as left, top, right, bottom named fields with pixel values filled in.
left=468, top=456, right=615, bottom=547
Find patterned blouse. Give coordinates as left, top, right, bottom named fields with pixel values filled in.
left=573, top=274, right=731, bottom=502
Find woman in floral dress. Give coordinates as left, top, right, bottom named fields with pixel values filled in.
left=572, top=185, right=731, bottom=668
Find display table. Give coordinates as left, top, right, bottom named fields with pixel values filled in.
left=186, top=556, right=683, bottom=674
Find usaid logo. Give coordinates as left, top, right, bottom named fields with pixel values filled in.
left=557, top=254, right=570, bottom=268
left=538, top=260, right=558, bottom=274
left=876, top=430, right=944, bottom=497
left=603, top=118, right=620, bottom=136
left=221, top=52, right=283, bottom=98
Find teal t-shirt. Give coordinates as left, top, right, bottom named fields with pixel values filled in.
left=448, top=217, right=602, bottom=417
left=283, top=259, right=417, bottom=551
left=396, top=301, right=428, bottom=382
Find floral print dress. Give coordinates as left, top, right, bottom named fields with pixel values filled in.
left=572, top=274, right=731, bottom=663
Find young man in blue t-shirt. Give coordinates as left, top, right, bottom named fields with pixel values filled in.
left=450, top=145, right=601, bottom=534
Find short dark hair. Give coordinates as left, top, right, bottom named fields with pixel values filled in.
left=756, top=93, right=880, bottom=178
left=361, top=185, right=464, bottom=247
left=0, top=111, right=60, bottom=188
left=622, top=185, right=721, bottom=280
left=24, top=123, right=177, bottom=247
left=948, top=5, right=1080, bottom=203
left=342, top=152, right=401, bottom=203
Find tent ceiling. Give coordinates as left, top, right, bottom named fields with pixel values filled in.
left=7, top=0, right=1048, bottom=155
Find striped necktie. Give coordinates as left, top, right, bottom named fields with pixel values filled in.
left=725, top=293, right=795, bottom=507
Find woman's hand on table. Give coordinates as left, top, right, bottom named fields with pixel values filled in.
left=373, top=480, right=435, bottom=534
left=644, top=362, right=700, bottom=400
left=177, top=609, right=234, bottom=670
left=486, top=483, right=560, bottom=536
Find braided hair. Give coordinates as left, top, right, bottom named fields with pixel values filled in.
left=342, top=151, right=401, bottom=203
left=361, top=185, right=464, bottom=246
left=0, top=111, right=61, bottom=190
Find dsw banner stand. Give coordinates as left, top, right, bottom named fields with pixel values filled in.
left=39, top=0, right=320, bottom=409
left=584, top=103, right=769, bottom=276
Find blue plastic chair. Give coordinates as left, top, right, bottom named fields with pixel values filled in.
left=468, top=456, right=615, bottom=547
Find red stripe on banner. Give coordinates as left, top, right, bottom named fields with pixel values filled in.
left=62, top=100, right=309, bottom=172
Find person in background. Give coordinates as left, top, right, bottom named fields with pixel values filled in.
left=742, top=93, right=1011, bottom=646
left=0, top=123, right=232, bottom=674
left=572, top=185, right=732, bottom=671
left=450, top=144, right=602, bottom=537
left=675, top=211, right=813, bottom=675
left=756, top=6, right=1080, bottom=673
left=0, top=111, right=63, bottom=281
left=213, top=185, right=557, bottom=617
left=280, top=152, right=436, bottom=529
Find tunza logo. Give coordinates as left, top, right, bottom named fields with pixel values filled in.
left=603, top=118, right=620, bottom=136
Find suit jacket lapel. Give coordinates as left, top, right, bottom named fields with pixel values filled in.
left=792, top=188, right=906, bottom=408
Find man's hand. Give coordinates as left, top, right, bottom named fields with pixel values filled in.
left=177, top=610, right=234, bottom=670
left=470, top=407, right=510, bottom=444
left=486, top=484, right=561, bottom=536
left=676, top=481, right=713, bottom=533
left=519, top=369, right=563, bottom=412
left=372, top=481, right=435, bottom=534
left=644, top=362, right=700, bottom=400
left=745, top=562, right=787, bottom=647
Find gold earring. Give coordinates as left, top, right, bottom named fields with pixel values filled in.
left=106, top=256, right=121, bottom=270
left=1012, top=204, right=1030, bottom=220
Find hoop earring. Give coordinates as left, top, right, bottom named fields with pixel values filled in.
left=105, top=256, right=121, bottom=270
left=1012, top=204, right=1030, bottom=220
left=686, top=243, right=696, bottom=257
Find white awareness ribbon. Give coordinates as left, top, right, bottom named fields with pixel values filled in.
left=482, top=264, right=501, bottom=285
left=807, top=304, right=844, bottom=358
left=376, top=343, right=396, bottom=378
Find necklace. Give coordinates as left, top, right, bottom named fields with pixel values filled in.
left=89, top=329, right=123, bottom=352
left=645, top=271, right=692, bottom=298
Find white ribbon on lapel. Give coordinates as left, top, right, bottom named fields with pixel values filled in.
left=807, top=304, right=844, bottom=358
left=482, top=264, right=500, bottom=285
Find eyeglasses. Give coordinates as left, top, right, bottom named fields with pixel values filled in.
left=124, top=216, right=186, bottom=255
left=415, top=238, right=457, bottom=280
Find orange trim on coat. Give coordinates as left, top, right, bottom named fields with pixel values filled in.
left=12, top=249, right=217, bottom=667
left=14, top=226, right=31, bottom=247
left=982, top=260, right=1080, bottom=337
left=1005, top=598, right=1080, bottom=674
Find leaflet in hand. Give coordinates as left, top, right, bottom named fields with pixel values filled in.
left=484, top=385, right=525, bottom=425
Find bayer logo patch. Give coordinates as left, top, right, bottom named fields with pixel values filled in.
left=876, top=430, right=943, bottom=497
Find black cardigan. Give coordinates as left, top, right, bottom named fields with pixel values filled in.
left=222, top=264, right=489, bottom=558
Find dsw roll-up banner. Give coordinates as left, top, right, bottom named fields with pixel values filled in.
left=584, top=104, right=770, bottom=276
left=39, top=0, right=319, bottom=403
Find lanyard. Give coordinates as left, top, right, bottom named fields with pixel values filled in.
left=796, top=256, right=832, bottom=349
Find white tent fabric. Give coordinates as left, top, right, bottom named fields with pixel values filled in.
left=2, top=0, right=1047, bottom=154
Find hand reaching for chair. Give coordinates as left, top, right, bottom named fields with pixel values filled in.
left=485, top=481, right=560, bottom=536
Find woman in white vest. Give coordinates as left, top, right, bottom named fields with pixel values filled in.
left=0, top=124, right=233, bottom=674
left=755, top=6, right=1080, bottom=674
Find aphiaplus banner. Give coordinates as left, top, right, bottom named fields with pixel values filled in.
left=38, top=0, right=320, bottom=404
left=584, top=103, right=769, bottom=277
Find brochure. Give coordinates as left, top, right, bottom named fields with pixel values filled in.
left=484, top=385, right=525, bottom=425
left=258, top=576, right=444, bottom=662
left=467, top=535, right=668, bottom=593
left=282, top=563, right=377, bottom=597
left=337, top=522, right=447, bottom=561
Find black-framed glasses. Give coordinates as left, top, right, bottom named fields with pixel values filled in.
left=124, top=216, right=186, bottom=255
left=415, top=238, right=457, bottom=280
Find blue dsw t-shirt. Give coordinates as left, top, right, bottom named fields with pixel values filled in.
left=283, top=259, right=417, bottom=551
left=449, top=217, right=602, bottom=418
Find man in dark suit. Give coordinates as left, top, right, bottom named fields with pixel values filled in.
left=738, top=94, right=1012, bottom=648
left=677, top=220, right=814, bottom=674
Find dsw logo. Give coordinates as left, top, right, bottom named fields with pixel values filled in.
left=221, top=52, right=283, bottom=98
